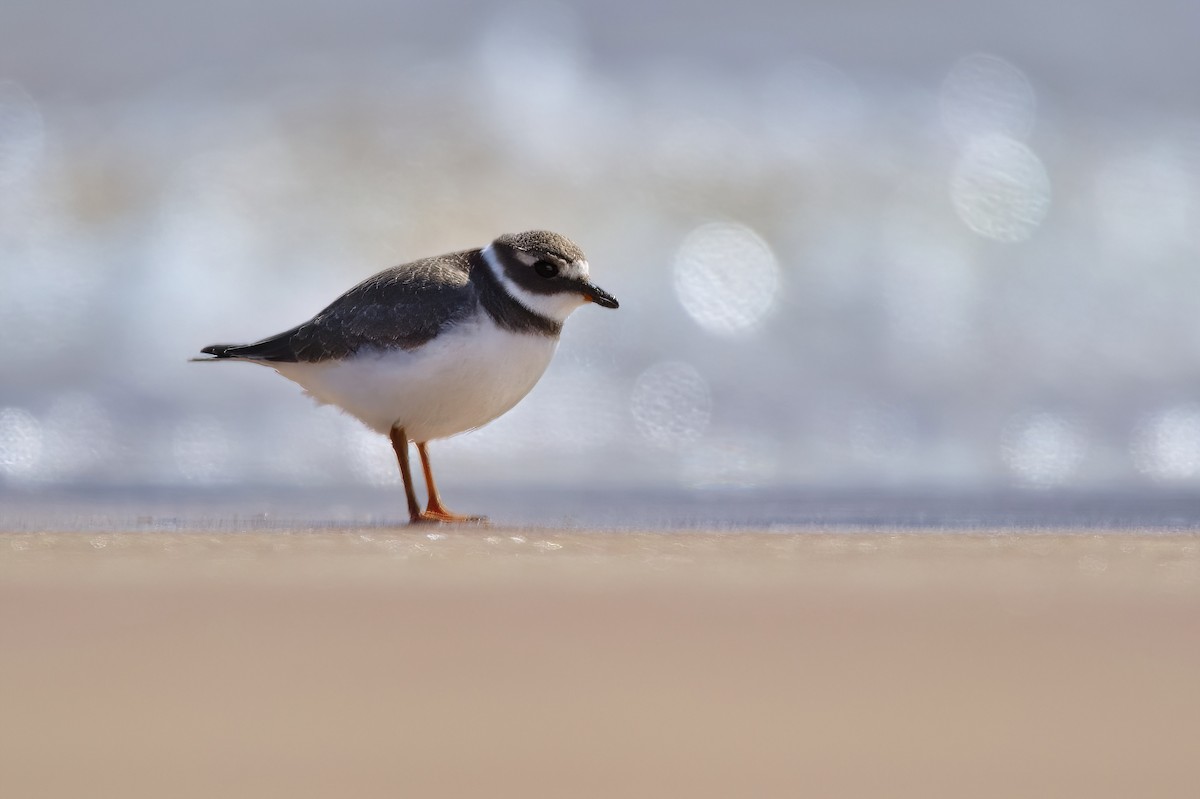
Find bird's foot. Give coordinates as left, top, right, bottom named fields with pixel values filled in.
left=411, top=509, right=489, bottom=524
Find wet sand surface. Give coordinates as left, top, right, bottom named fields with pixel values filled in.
left=3, top=524, right=1199, bottom=798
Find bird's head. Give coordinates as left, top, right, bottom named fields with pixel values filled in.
left=485, top=230, right=619, bottom=323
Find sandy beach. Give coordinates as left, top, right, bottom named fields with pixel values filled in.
left=2, top=526, right=1198, bottom=798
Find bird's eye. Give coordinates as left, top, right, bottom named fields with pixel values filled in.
left=534, top=260, right=559, bottom=278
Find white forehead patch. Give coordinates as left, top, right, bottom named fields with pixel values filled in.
left=512, top=250, right=542, bottom=267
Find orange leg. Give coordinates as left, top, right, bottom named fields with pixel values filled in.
left=389, top=426, right=423, bottom=524
left=416, top=441, right=486, bottom=523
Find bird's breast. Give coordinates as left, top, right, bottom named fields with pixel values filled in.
left=273, top=314, right=559, bottom=440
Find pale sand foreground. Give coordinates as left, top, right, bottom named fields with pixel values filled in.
left=2, top=529, right=1199, bottom=798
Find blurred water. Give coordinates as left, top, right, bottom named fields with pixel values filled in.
left=6, top=485, right=1200, bottom=532
left=2, top=1, right=1200, bottom=496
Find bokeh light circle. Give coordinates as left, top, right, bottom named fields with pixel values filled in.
left=673, top=222, right=780, bottom=336
left=345, top=422, right=401, bottom=486
left=950, top=134, right=1051, bottom=242
left=1131, top=406, right=1200, bottom=482
left=0, top=407, right=43, bottom=478
left=1000, top=412, right=1085, bottom=487
left=630, top=361, right=712, bottom=450
left=940, top=53, right=1037, bottom=144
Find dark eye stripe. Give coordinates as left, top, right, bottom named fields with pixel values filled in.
left=534, top=260, right=559, bottom=278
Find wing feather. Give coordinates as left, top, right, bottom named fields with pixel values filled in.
left=198, top=251, right=477, bottom=363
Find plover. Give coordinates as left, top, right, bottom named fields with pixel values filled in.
left=194, top=230, right=618, bottom=523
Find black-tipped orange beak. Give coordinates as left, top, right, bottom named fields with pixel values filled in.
left=582, top=282, right=619, bottom=309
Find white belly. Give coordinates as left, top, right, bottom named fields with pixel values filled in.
left=271, top=316, right=558, bottom=441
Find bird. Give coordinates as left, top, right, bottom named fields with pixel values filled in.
left=193, top=230, right=618, bottom=524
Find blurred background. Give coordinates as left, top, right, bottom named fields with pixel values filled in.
left=2, top=0, right=1200, bottom=502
